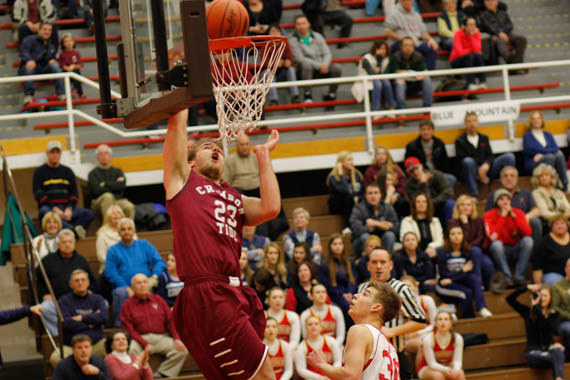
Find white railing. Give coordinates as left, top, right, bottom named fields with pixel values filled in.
left=1, top=59, right=570, bottom=156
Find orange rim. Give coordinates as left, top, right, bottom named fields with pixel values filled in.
left=208, top=35, right=287, bottom=51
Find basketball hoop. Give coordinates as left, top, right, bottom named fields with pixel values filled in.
left=208, top=35, right=287, bottom=145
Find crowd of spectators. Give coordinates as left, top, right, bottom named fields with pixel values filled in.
left=2, top=0, right=567, bottom=378
left=12, top=0, right=529, bottom=113
left=17, top=109, right=569, bottom=379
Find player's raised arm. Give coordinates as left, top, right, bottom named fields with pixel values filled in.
left=307, top=325, right=370, bottom=380
left=163, top=109, right=190, bottom=200
left=243, top=130, right=281, bottom=226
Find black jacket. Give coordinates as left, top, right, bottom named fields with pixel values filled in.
left=479, top=8, right=514, bottom=36
left=405, top=136, right=450, bottom=173
left=87, top=166, right=127, bottom=199
left=455, top=132, right=494, bottom=167
left=507, top=287, right=560, bottom=352
left=37, top=251, right=97, bottom=299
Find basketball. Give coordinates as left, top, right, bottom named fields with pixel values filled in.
left=206, top=0, right=250, bottom=39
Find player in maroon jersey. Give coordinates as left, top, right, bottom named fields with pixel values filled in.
left=163, top=109, right=281, bottom=380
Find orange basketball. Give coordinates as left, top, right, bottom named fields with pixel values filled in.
left=206, top=0, right=250, bottom=39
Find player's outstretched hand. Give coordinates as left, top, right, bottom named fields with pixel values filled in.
left=254, top=129, right=279, bottom=155
left=307, top=348, right=327, bottom=370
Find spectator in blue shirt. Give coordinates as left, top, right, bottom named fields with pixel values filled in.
left=105, top=218, right=166, bottom=326
left=242, top=225, right=270, bottom=269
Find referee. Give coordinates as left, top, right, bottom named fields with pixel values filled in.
left=358, top=247, right=427, bottom=380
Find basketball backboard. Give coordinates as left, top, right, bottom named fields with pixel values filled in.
left=93, top=0, right=213, bottom=129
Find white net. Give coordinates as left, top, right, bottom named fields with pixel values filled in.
left=209, top=36, right=287, bottom=144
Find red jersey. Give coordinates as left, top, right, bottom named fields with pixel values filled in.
left=306, top=337, right=332, bottom=377
left=277, top=312, right=291, bottom=342
left=310, top=306, right=337, bottom=338
left=417, top=331, right=455, bottom=373
left=166, top=170, right=244, bottom=280
left=268, top=340, right=285, bottom=380
left=58, top=50, right=83, bottom=68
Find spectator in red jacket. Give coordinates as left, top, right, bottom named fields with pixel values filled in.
left=450, top=16, right=487, bottom=91
left=484, top=189, right=533, bottom=288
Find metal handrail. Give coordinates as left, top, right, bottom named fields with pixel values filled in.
left=0, top=60, right=569, bottom=154
left=0, top=145, right=65, bottom=358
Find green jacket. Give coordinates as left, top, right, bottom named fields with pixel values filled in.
left=1, top=193, right=37, bottom=265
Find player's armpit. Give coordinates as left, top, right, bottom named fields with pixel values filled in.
left=312, top=325, right=371, bottom=380
left=242, top=195, right=280, bottom=226
left=163, top=110, right=190, bottom=200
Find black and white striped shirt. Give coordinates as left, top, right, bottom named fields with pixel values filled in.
left=358, top=278, right=427, bottom=352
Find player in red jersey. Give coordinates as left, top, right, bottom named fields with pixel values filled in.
left=163, top=110, right=281, bottom=380
left=307, top=281, right=402, bottom=380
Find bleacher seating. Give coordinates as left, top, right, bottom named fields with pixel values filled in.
left=1, top=0, right=570, bottom=378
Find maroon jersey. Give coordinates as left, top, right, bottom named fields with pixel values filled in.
left=58, top=50, right=83, bottom=68
left=166, top=170, right=244, bottom=280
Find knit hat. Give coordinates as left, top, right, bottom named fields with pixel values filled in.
left=493, top=188, right=512, bottom=205
left=404, top=157, right=421, bottom=173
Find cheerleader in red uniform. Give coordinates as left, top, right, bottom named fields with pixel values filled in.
left=265, top=287, right=301, bottom=350
left=295, top=315, right=342, bottom=379
left=417, top=311, right=465, bottom=380
left=300, top=283, right=345, bottom=347
left=263, top=317, right=293, bottom=380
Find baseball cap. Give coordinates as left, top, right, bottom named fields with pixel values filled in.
left=404, top=157, right=421, bottom=173
left=493, top=188, right=512, bottom=205
left=46, top=141, right=62, bottom=152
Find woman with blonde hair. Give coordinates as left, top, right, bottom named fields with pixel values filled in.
left=319, top=233, right=358, bottom=327
left=532, top=164, right=570, bottom=227
left=448, top=194, right=495, bottom=290
left=364, top=145, right=406, bottom=190
left=523, top=111, right=568, bottom=191
left=417, top=311, right=466, bottom=380
left=294, top=314, right=342, bottom=379
left=32, top=211, right=62, bottom=261
left=258, top=242, right=288, bottom=288
left=326, top=151, right=364, bottom=228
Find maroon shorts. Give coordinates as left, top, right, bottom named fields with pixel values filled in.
left=173, top=274, right=267, bottom=380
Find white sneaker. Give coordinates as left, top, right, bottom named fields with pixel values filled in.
left=477, top=83, right=488, bottom=90
left=467, top=83, right=479, bottom=91
left=57, top=94, right=66, bottom=101
left=479, top=307, right=493, bottom=318
left=24, top=95, right=33, bottom=105
left=341, top=227, right=351, bottom=236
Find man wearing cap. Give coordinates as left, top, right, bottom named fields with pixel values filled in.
left=404, top=119, right=457, bottom=191
left=484, top=188, right=533, bottom=287
left=104, top=218, right=166, bottom=327
left=455, top=112, right=516, bottom=198
left=404, top=156, right=455, bottom=226
left=88, top=144, right=135, bottom=219
left=33, top=140, right=94, bottom=238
